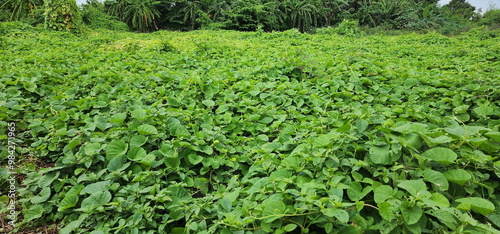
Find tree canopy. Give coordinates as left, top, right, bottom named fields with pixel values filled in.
left=0, top=0, right=497, bottom=33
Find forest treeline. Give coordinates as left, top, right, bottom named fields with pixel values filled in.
left=1, top=0, right=499, bottom=34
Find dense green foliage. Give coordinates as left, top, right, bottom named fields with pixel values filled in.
left=1, top=0, right=498, bottom=34
left=81, top=0, right=129, bottom=31
left=479, top=9, right=500, bottom=28
left=1, top=23, right=499, bottom=233
left=442, top=0, right=475, bottom=19
left=42, top=0, right=82, bottom=32
left=0, top=0, right=42, bottom=21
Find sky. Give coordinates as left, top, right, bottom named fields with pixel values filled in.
left=438, top=0, right=500, bottom=12
left=76, top=0, right=500, bottom=12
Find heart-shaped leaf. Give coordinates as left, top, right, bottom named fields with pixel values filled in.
left=106, top=140, right=128, bottom=160
left=421, top=147, right=457, bottom=165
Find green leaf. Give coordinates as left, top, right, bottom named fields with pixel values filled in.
left=379, top=202, right=395, bottom=221
left=400, top=201, right=423, bottom=225
left=374, top=185, right=393, bottom=204
left=495, top=161, right=500, bottom=178
left=403, top=78, right=419, bottom=88
left=139, top=154, right=156, bottom=165
left=130, top=135, right=148, bottom=148
left=200, top=145, right=213, bottom=155
left=164, top=157, right=180, bottom=169
left=422, top=193, right=450, bottom=208
left=394, top=122, right=428, bottom=133
left=420, top=134, right=453, bottom=147
left=347, top=181, right=372, bottom=201
left=403, top=133, right=424, bottom=150
left=485, top=132, right=500, bottom=143
left=167, top=118, right=190, bottom=137
left=59, top=214, right=89, bottom=234
left=23, top=81, right=37, bottom=92
left=137, top=124, right=158, bottom=135
left=430, top=193, right=450, bottom=207
left=282, top=156, right=300, bottom=169
left=107, top=155, right=127, bottom=172
left=58, top=184, right=84, bottom=212
left=215, top=104, right=230, bottom=114
left=473, top=105, right=494, bottom=117
left=188, top=153, right=203, bottom=165
left=24, top=205, right=44, bottom=222
left=324, top=222, right=333, bottom=232
left=283, top=224, right=298, bottom=232
left=337, top=122, right=351, bottom=132
left=423, top=169, right=449, bottom=191
left=421, top=147, right=457, bottom=165
left=220, top=197, right=232, bottom=212
left=131, top=109, right=147, bottom=120
left=202, top=100, right=215, bottom=107
left=428, top=210, right=459, bottom=230
left=256, top=134, right=269, bottom=142
left=38, top=172, right=59, bottom=188
left=455, top=197, right=495, bottom=215
left=84, top=142, right=101, bottom=155
left=109, top=113, right=127, bottom=123
left=313, top=134, right=332, bottom=148
left=444, top=126, right=466, bottom=136
left=443, top=169, right=471, bottom=185
left=79, top=191, right=112, bottom=213
left=453, top=105, right=469, bottom=114
left=333, top=209, right=349, bottom=223
left=262, top=198, right=286, bottom=223
left=81, top=181, right=110, bottom=194
left=31, top=187, right=51, bottom=204
left=369, top=144, right=394, bottom=165
left=355, top=119, right=368, bottom=133
left=486, top=213, right=500, bottom=228
left=127, top=147, right=147, bottom=161
left=397, top=180, right=427, bottom=197
left=106, top=140, right=128, bottom=160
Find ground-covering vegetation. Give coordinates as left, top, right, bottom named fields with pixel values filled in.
left=0, top=21, right=499, bottom=233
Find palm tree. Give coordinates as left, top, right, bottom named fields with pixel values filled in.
left=107, top=0, right=129, bottom=22
left=0, top=0, right=40, bottom=21
left=321, top=0, right=349, bottom=26
left=282, top=0, right=322, bottom=32
left=123, top=0, right=161, bottom=32
left=178, top=0, right=202, bottom=29
left=205, top=0, right=229, bottom=22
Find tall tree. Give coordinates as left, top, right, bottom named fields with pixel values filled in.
left=444, top=0, right=475, bottom=19
left=223, top=0, right=283, bottom=31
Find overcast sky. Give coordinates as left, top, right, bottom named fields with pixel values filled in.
left=76, top=0, right=500, bottom=13
left=438, top=0, right=499, bottom=11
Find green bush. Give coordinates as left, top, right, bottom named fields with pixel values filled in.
left=42, top=0, right=82, bottom=32
left=462, top=26, right=499, bottom=40
left=0, top=8, right=10, bottom=21
left=316, top=19, right=363, bottom=36
left=436, top=14, right=474, bottom=35
left=0, top=21, right=39, bottom=34
left=81, top=0, right=129, bottom=31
